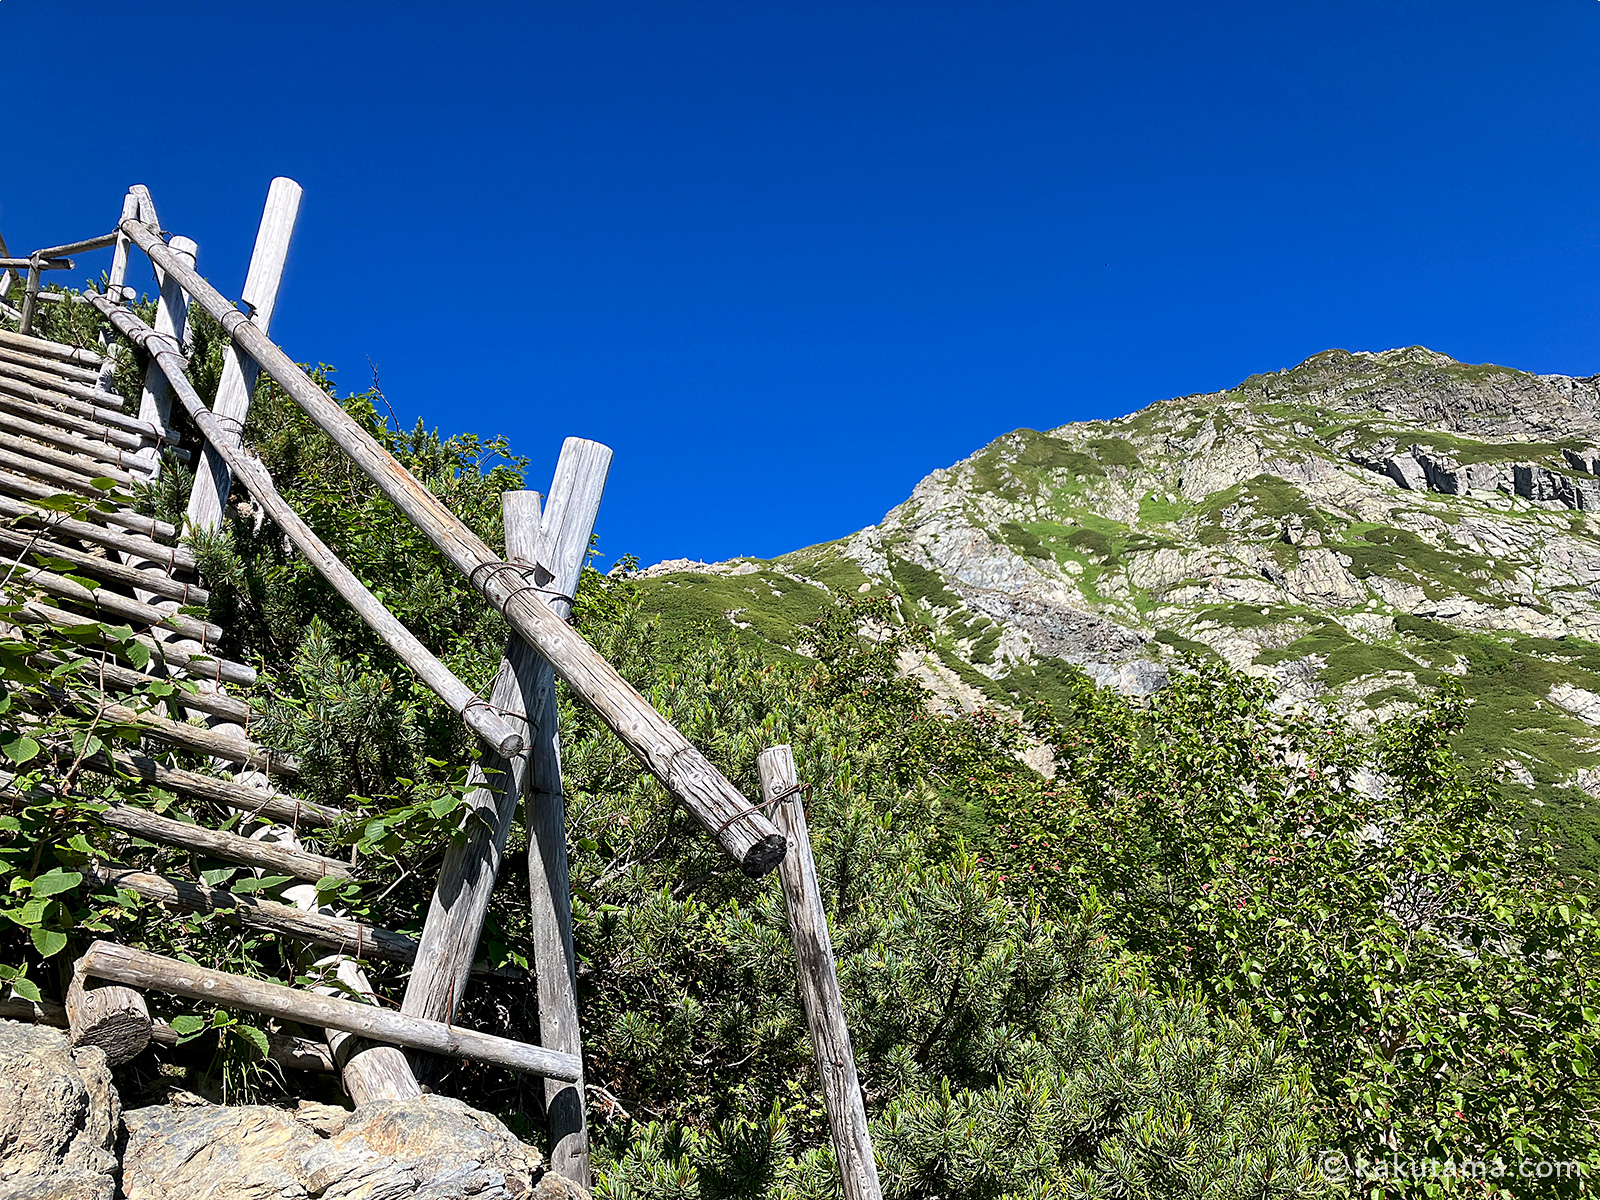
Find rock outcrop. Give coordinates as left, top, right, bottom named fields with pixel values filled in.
left=121, top=1096, right=555, bottom=1200
left=0, top=1018, right=589, bottom=1200
left=630, top=347, right=1600, bottom=833
left=0, top=1020, right=120, bottom=1200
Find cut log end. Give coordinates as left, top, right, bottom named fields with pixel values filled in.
left=741, top=831, right=790, bottom=878
left=66, top=968, right=151, bottom=1066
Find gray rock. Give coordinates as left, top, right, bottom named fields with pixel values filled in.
left=1384, top=453, right=1427, bottom=491
left=0, top=1020, right=119, bottom=1200
left=121, top=1095, right=567, bottom=1200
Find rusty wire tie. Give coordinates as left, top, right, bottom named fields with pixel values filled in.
left=711, top=778, right=806, bottom=837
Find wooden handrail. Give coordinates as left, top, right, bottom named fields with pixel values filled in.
left=83, top=290, right=528, bottom=760
left=119, top=215, right=787, bottom=877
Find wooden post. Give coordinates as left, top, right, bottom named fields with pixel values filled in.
left=400, top=439, right=607, bottom=1177
left=66, top=959, right=151, bottom=1066
left=122, top=219, right=787, bottom=876
left=758, top=747, right=883, bottom=1200
left=17, top=261, right=41, bottom=337
left=527, top=439, right=610, bottom=1185
left=78, top=941, right=584, bottom=1080
left=187, top=177, right=301, bottom=533
left=132, top=226, right=194, bottom=478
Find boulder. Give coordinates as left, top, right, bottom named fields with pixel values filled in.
left=0, top=1019, right=120, bottom=1200
left=121, top=1094, right=578, bottom=1200
left=1384, top=453, right=1427, bottom=491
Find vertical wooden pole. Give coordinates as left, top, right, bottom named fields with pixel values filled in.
left=132, top=233, right=195, bottom=478
left=18, top=261, right=41, bottom=337
left=526, top=438, right=610, bottom=1185
left=758, top=746, right=883, bottom=1200
left=186, top=177, right=302, bottom=532
left=402, top=441, right=609, bottom=1172
left=96, top=193, right=141, bottom=391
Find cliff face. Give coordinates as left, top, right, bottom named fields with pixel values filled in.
left=636, top=348, right=1600, bottom=868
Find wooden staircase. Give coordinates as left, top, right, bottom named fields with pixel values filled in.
left=0, top=179, right=884, bottom=1199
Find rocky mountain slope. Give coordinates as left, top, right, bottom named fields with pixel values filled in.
left=633, top=347, right=1600, bottom=874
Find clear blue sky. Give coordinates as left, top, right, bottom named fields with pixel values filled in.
left=3, top=1, right=1599, bottom=566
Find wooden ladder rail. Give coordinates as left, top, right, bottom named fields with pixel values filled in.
left=120, top=214, right=788, bottom=877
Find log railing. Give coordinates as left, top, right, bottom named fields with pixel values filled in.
left=0, top=180, right=882, bottom=1194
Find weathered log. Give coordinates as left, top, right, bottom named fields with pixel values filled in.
left=125, top=220, right=786, bottom=876
left=188, top=177, right=300, bottom=533
left=25, top=651, right=249, bottom=722
left=83, top=865, right=517, bottom=976
left=0, top=368, right=177, bottom=441
left=0, top=468, right=177, bottom=538
left=132, top=235, right=195, bottom=477
left=14, top=600, right=257, bottom=686
left=0, top=353, right=158, bottom=416
left=84, top=292, right=525, bottom=759
left=67, top=745, right=333, bottom=825
left=82, top=865, right=420, bottom=966
left=0, top=409, right=156, bottom=471
left=0, top=257, right=71, bottom=272
left=6, top=559, right=220, bottom=643
left=0, top=524, right=206, bottom=605
left=0, top=445, right=134, bottom=501
left=97, top=805, right=350, bottom=880
left=22, top=687, right=294, bottom=777
left=0, top=991, right=337, bottom=1073
left=760, top=746, right=883, bottom=1200
left=17, top=262, right=40, bottom=336
left=30, top=232, right=118, bottom=259
left=0, top=493, right=195, bottom=571
left=0, top=425, right=150, bottom=485
left=0, top=345, right=102, bottom=385
left=66, top=959, right=151, bottom=1066
left=402, top=486, right=547, bottom=1027
left=81, top=941, right=583, bottom=1081
left=0, top=327, right=102, bottom=367
left=0, top=387, right=167, bottom=456
left=526, top=442, right=611, bottom=1184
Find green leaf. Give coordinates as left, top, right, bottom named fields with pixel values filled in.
left=30, top=869, right=82, bottom=898
left=8, top=976, right=40, bottom=1003
left=123, top=641, right=151, bottom=669
left=169, top=1014, right=206, bottom=1037
left=234, top=1024, right=270, bottom=1059
left=2, top=736, right=40, bottom=765
left=31, top=927, right=67, bottom=957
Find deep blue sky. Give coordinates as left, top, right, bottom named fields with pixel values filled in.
left=3, top=2, right=1599, bottom=566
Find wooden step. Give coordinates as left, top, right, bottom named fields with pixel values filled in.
left=0, top=403, right=189, bottom=464
left=22, top=688, right=295, bottom=777
left=0, top=494, right=194, bottom=572
left=97, top=805, right=351, bottom=881
left=80, top=941, right=583, bottom=1081
left=0, top=357, right=146, bottom=415
left=0, top=430, right=149, bottom=487
left=64, top=744, right=335, bottom=825
left=0, top=526, right=206, bottom=604
left=0, top=327, right=102, bottom=368
left=0, top=344, right=101, bottom=386
left=26, top=649, right=251, bottom=723
left=0, top=445, right=138, bottom=502
left=0, top=388, right=149, bottom=453
left=82, top=866, right=517, bottom=978
left=0, top=468, right=178, bottom=541
left=0, top=372, right=176, bottom=443
left=11, top=561, right=220, bottom=642
left=0, top=993, right=337, bottom=1074
left=17, top=600, right=257, bottom=686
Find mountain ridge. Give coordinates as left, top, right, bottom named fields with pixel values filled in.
left=632, top=346, right=1600, bottom=873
